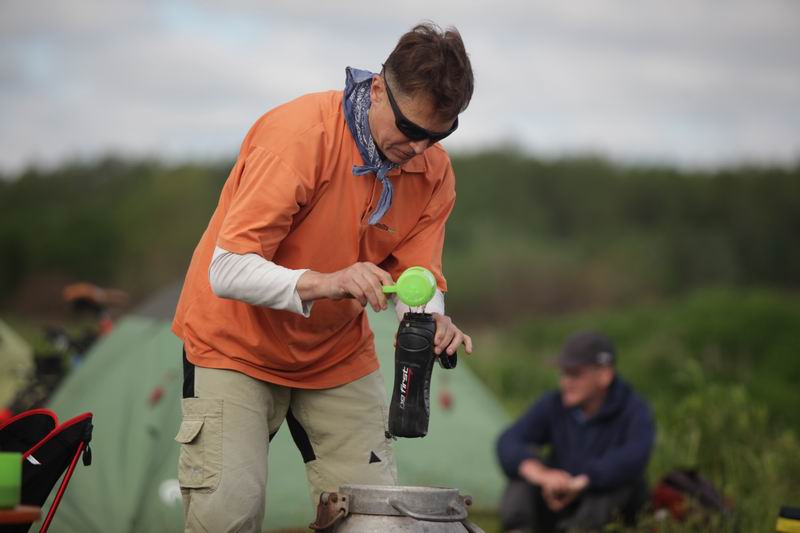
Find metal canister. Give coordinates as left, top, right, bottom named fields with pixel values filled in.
left=310, top=485, right=484, bottom=533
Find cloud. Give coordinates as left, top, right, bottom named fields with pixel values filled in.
left=1, top=0, right=798, bottom=174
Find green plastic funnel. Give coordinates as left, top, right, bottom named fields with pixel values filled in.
left=382, top=266, right=437, bottom=307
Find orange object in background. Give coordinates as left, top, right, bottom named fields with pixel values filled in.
left=62, top=283, right=128, bottom=337
left=62, top=283, right=128, bottom=310
left=438, top=390, right=453, bottom=411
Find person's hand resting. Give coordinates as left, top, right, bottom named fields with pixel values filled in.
left=541, top=474, right=589, bottom=512
left=520, top=461, right=572, bottom=494
left=518, top=459, right=589, bottom=512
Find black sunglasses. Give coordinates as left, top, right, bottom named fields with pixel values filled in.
left=382, top=72, right=458, bottom=143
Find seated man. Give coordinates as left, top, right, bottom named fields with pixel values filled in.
left=495, top=331, right=655, bottom=532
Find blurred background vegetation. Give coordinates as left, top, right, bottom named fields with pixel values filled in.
left=1, top=151, right=799, bottom=530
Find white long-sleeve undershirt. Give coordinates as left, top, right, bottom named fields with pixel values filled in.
left=208, top=246, right=445, bottom=320
left=209, top=246, right=312, bottom=317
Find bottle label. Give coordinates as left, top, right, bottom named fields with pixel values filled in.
left=399, top=365, right=413, bottom=409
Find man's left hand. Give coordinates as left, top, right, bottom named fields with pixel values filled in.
left=542, top=474, right=589, bottom=512
left=431, top=313, right=473, bottom=356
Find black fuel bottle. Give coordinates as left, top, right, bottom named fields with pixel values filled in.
left=388, top=312, right=457, bottom=438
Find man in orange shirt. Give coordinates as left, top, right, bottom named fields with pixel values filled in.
left=172, top=23, right=474, bottom=532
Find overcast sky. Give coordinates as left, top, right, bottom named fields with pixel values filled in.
left=1, top=0, right=799, bottom=175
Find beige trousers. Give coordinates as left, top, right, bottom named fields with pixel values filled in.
left=175, top=366, right=398, bottom=533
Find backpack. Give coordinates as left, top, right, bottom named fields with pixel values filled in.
left=651, top=469, right=731, bottom=523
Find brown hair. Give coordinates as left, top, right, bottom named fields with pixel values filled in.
left=384, top=22, right=474, bottom=121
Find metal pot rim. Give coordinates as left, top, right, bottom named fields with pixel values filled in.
left=339, top=484, right=468, bottom=519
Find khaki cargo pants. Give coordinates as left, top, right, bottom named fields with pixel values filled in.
left=175, top=360, right=397, bottom=533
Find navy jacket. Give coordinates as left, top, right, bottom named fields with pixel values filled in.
left=496, top=376, right=655, bottom=491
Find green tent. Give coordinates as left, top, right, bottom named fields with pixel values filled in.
left=45, top=285, right=509, bottom=532
left=0, top=319, right=34, bottom=408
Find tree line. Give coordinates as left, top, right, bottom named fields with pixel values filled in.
left=1, top=151, right=798, bottom=318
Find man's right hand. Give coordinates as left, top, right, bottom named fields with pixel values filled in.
left=297, top=262, right=394, bottom=312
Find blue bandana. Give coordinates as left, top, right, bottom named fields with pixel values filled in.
left=342, top=67, right=398, bottom=225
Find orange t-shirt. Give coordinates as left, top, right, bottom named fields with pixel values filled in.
left=171, top=90, right=456, bottom=389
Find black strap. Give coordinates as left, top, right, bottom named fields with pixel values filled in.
left=286, top=409, right=316, bottom=463
left=182, top=347, right=195, bottom=399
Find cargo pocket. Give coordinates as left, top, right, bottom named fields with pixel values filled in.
left=175, top=397, right=223, bottom=491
